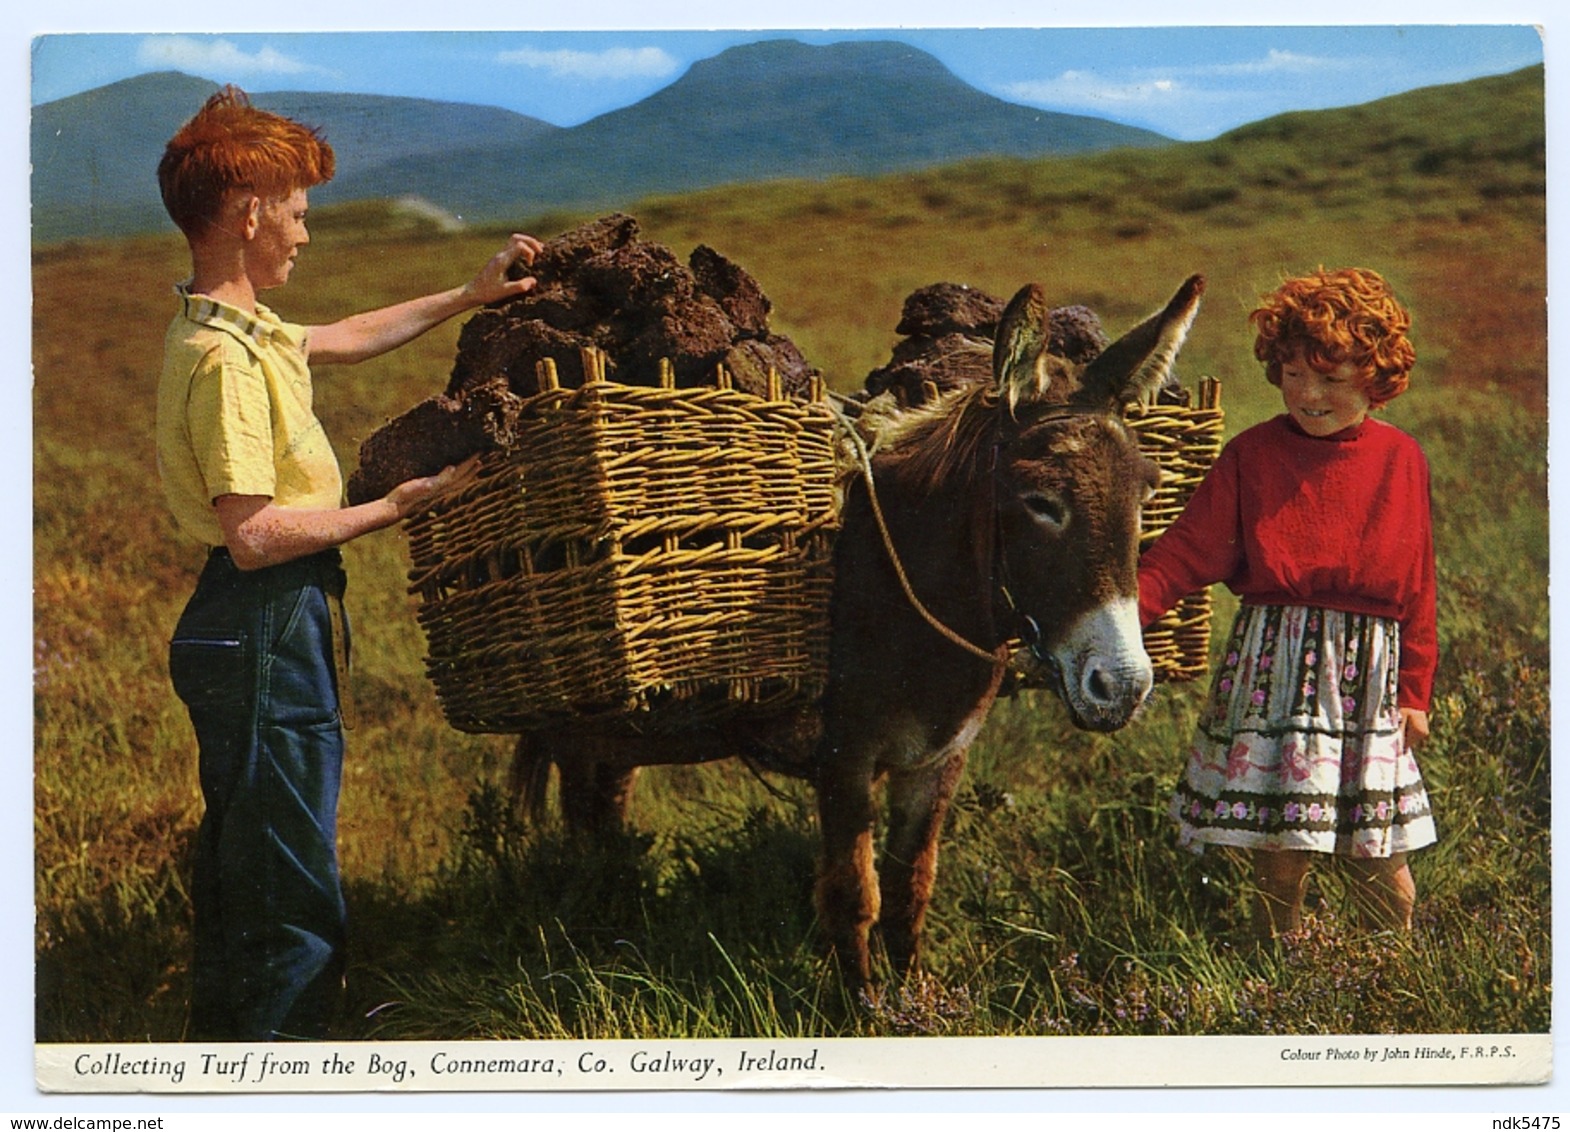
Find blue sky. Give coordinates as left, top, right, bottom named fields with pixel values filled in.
left=29, top=22, right=1544, bottom=142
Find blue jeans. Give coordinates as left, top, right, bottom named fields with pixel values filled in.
left=169, top=548, right=350, bottom=1041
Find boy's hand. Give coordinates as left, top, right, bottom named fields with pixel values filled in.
left=386, top=455, right=484, bottom=518
left=464, top=233, right=545, bottom=307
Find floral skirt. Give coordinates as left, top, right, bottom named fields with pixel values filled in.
left=1170, top=604, right=1437, bottom=858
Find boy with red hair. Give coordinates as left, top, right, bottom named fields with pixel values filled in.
left=156, top=85, right=542, bottom=1039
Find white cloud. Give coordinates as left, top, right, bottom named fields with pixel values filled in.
left=136, top=36, right=319, bottom=77
left=998, top=47, right=1368, bottom=129
left=1192, top=49, right=1351, bottom=77
left=495, top=46, right=680, bottom=82
left=1003, top=48, right=1359, bottom=111
left=1005, top=71, right=1186, bottom=110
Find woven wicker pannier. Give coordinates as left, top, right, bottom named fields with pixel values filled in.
left=404, top=350, right=839, bottom=735
left=1128, top=376, right=1225, bottom=682
left=405, top=357, right=1222, bottom=733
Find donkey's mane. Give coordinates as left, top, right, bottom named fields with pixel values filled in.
left=873, top=383, right=1002, bottom=497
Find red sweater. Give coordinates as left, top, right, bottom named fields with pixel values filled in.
left=1138, top=414, right=1437, bottom=711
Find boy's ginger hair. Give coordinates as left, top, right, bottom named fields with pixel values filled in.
left=1250, top=266, right=1416, bottom=407
left=158, top=85, right=335, bottom=238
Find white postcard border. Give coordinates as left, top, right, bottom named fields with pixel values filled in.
left=38, top=1034, right=1552, bottom=1095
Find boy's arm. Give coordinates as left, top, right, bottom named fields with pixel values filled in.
left=214, top=459, right=478, bottom=570
left=305, top=233, right=543, bottom=366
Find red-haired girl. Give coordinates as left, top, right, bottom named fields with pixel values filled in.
left=1139, top=266, right=1437, bottom=938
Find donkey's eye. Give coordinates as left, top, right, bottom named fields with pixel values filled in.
left=1023, top=492, right=1068, bottom=529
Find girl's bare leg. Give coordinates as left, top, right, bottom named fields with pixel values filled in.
left=1252, top=849, right=1312, bottom=939
left=1344, top=853, right=1415, bottom=931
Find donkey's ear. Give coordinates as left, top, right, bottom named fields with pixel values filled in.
left=1079, top=274, right=1205, bottom=408
left=993, top=283, right=1051, bottom=414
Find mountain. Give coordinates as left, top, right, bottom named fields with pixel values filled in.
left=30, top=72, right=560, bottom=242
left=329, top=39, right=1171, bottom=222
left=30, top=41, right=1168, bottom=242
left=33, top=72, right=211, bottom=241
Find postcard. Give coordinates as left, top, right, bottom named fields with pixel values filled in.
left=27, top=21, right=1551, bottom=1102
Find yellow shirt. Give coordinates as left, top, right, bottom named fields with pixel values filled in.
left=156, top=287, right=343, bottom=547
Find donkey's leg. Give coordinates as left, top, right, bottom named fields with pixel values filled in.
left=879, top=749, right=968, bottom=977
left=558, top=761, right=639, bottom=834
left=815, top=758, right=881, bottom=988
left=556, top=737, right=640, bottom=835
left=591, top=763, right=640, bottom=829
left=507, top=733, right=554, bottom=825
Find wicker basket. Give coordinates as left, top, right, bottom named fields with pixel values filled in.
left=405, top=351, right=838, bottom=734
left=406, top=356, right=1222, bottom=733
left=1129, top=377, right=1225, bottom=682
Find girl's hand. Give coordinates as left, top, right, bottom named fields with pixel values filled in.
left=463, top=233, right=545, bottom=307
left=1400, top=707, right=1430, bottom=749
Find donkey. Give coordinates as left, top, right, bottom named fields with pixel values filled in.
left=812, top=274, right=1204, bottom=986
left=511, top=274, right=1206, bottom=988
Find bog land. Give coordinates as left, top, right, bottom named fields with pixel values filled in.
left=32, top=66, right=1548, bottom=1042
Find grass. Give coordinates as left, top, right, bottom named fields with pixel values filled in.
left=32, top=66, right=1548, bottom=1043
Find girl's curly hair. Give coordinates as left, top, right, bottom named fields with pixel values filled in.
left=1249, top=266, right=1416, bottom=407
left=158, top=85, right=335, bottom=237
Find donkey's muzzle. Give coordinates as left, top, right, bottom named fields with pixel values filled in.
left=1070, top=656, right=1154, bottom=731
left=1048, top=598, right=1154, bottom=732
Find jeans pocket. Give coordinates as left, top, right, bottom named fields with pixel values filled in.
left=264, top=587, right=341, bottom=728
left=170, top=631, right=251, bottom=712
